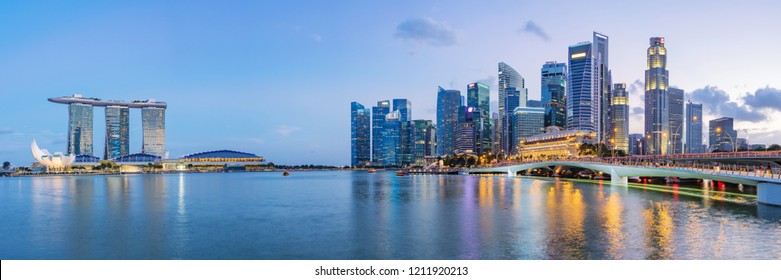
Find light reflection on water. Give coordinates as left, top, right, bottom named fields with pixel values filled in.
left=0, top=171, right=780, bottom=260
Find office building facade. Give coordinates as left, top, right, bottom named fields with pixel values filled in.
left=381, top=110, right=402, bottom=166
left=350, top=102, right=371, bottom=167
left=685, top=101, right=703, bottom=153
left=645, top=37, right=670, bottom=155
left=511, top=107, right=545, bottom=154
left=567, top=42, right=596, bottom=133
left=454, top=106, right=477, bottom=154
left=412, top=120, right=436, bottom=165
left=498, top=62, right=526, bottom=156
left=541, top=62, right=567, bottom=129
left=628, top=133, right=644, bottom=155
left=142, top=107, right=166, bottom=158
left=68, top=102, right=94, bottom=156
left=467, top=82, right=491, bottom=154
left=610, top=83, right=629, bottom=154
left=709, top=117, right=736, bottom=152
left=372, top=100, right=391, bottom=163
left=593, top=32, right=611, bottom=146
left=104, top=105, right=129, bottom=160
left=668, top=87, right=684, bottom=154
left=436, top=87, right=462, bottom=156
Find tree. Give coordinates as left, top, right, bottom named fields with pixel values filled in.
left=752, top=146, right=767, bottom=151
left=579, top=144, right=597, bottom=156
left=768, top=144, right=781, bottom=151
left=2, top=161, right=10, bottom=170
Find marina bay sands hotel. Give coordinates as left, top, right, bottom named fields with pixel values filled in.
left=49, top=94, right=166, bottom=160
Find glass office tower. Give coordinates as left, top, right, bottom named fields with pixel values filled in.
left=142, top=107, right=166, bottom=158
left=104, top=105, right=130, bottom=159
left=610, top=84, right=629, bottom=154
left=351, top=102, right=371, bottom=167
left=541, top=62, right=567, bottom=129
left=567, top=42, right=596, bottom=133
left=685, top=101, right=703, bottom=153
left=498, top=62, right=526, bottom=156
left=511, top=107, right=545, bottom=154
left=594, top=32, right=611, bottom=146
left=412, top=120, right=436, bottom=165
left=68, top=103, right=94, bottom=156
left=372, top=100, right=391, bottom=164
left=381, top=110, right=402, bottom=166
left=668, top=88, right=684, bottom=154
left=436, top=87, right=462, bottom=156
left=467, top=82, right=491, bottom=154
left=645, top=37, right=670, bottom=155
left=709, top=117, right=736, bottom=152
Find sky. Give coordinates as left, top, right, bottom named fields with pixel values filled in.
left=1, top=0, right=780, bottom=166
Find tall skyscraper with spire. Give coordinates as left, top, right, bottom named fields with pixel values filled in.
left=498, top=62, right=526, bottom=156
left=593, top=32, right=611, bottom=147
left=645, top=37, right=670, bottom=155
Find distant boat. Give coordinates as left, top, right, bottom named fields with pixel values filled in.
left=283, top=170, right=290, bottom=176
left=395, top=170, right=407, bottom=176
left=367, top=169, right=377, bottom=173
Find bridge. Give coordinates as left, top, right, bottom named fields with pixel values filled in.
left=466, top=158, right=781, bottom=207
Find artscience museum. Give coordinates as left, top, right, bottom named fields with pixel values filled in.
left=31, top=140, right=75, bottom=170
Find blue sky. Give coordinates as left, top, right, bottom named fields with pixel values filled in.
left=1, top=0, right=780, bottom=166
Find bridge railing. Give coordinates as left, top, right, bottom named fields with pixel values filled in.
left=488, top=157, right=781, bottom=180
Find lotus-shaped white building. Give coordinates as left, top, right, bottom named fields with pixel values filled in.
left=31, top=140, right=75, bottom=170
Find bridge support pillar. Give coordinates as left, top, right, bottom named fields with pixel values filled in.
left=758, top=183, right=781, bottom=207
left=507, top=168, right=514, bottom=177
left=610, top=168, right=627, bottom=186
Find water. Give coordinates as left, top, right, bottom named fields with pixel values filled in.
left=1, top=171, right=780, bottom=259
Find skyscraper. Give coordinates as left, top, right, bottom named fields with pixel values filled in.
left=351, top=102, right=371, bottom=167
left=709, top=117, right=736, bottom=152
left=685, top=101, right=703, bottom=153
left=412, top=120, right=436, bottom=165
left=628, top=133, right=644, bottom=155
left=454, top=106, right=476, bottom=154
left=392, top=98, right=413, bottom=165
left=382, top=110, right=402, bottom=166
left=610, top=84, right=629, bottom=154
left=593, top=32, right=611, bottom=146
left=668, top=87, right=684, bottom=154
left=142, top=106, right=166, bottom=158
left=436, top=87, right=462, bottom=156
left=645, top=37, right=670, bottom=155
left=541, top=62, right=567, bottom=129
left=68, top=102, right=94, bottom=156
left=392, top=98, right=412, bottom=122
left=567, top=42, right=596, bottom=133
left=372, top=100, right=391, bottom=163
left=467, top=82, right=491, bottom=154
left=104, top=105, right=129, bottom=160
left=498, top=62, right=526, bottom=156
left=511, top=107, right=545, bottom=154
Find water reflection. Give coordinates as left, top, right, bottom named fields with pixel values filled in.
left=2, top=172, right=781, bottom=260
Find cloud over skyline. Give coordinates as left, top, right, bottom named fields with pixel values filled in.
left=519, top=21, right=550, bottom=41
left=687, top=86, right=765, bottom=122
left=743, top=87, right=781, bottom=111
left=394, top=17, right=458, bottom=47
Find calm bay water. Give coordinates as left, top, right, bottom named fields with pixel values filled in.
left=1, top=171, right=780, bottom=259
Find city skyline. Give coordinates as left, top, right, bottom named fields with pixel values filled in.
left=1, top=1, right=781, bottom=166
